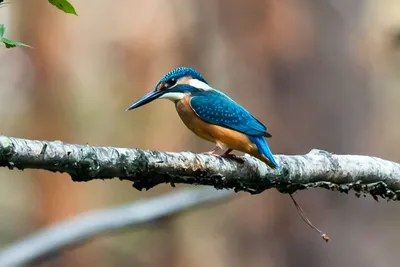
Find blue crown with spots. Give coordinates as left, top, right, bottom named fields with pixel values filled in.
left=158, top=67, right=208, bottom=85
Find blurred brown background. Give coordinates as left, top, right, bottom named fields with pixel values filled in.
left=1, top=0, right=400, bottom=266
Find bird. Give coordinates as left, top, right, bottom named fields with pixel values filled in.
left=126, top=67, right=279, bottom=169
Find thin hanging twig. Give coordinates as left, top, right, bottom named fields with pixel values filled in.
left=289, top=194, right=329, bottom=242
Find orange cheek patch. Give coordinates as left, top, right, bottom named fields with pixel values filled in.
left=177, top=76, right=192, bottom=85
left=157, top=83, right=165, bottom=91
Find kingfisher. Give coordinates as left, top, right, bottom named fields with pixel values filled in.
left=126, top=67, right=279, bottom=169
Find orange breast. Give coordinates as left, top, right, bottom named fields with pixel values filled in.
left=175, top=96, right=257, bottom=154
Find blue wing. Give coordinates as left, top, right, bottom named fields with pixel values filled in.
left=189, top=90, right=271, bottom=137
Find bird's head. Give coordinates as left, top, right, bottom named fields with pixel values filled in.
left=126, top=67, right=212, bottom=111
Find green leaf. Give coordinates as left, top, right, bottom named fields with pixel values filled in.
left=0, top=24, right=31, bottom=48
left=1, top=38, right=31, bottom=49
left=0, top=24, right=5, bottom=38
left=48, top=0, right=77, bottom=15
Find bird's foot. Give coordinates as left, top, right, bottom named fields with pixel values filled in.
left=201, top=148, right=221, bottom=156
left=220, top=149, right=245, bottom=163
left=221, top=149, right=233, bottom=157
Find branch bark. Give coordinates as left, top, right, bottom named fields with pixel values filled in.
left=0, top=135, right=399, bottom=200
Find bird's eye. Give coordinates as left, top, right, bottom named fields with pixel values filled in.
left=164, top=78, right=177, bottom=89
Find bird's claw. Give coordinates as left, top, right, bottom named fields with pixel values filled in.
left=221, top=149, right=233, bottom=157
left=201, top=150, right=221, bottom=156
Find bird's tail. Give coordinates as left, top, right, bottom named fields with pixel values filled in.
left=248, top=136, right=279, bottom=169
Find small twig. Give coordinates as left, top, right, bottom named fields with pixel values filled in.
left=289, top=194, right=329, bottom=242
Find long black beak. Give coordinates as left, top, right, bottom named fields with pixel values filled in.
left=126, top=89, right=163, bottom=111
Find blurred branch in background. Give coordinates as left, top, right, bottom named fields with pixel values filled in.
left=0, top=135, right=399, bottom=200
left=0, top=188, right=233, bottom=267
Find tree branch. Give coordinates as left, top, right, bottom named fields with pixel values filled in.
left=0, top=188, right=233, bottom=267
left=0, top=135, right=399, bottom=200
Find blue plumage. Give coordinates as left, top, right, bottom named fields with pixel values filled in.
left=156, top=67, right=208, bottom=89
left=189, top=90, right=271, bottom=137
left=189, top=89, right=279, bottom=168
left=248, top=136, right=279, bottom=168
left=127, top=66, right=279, bottom=168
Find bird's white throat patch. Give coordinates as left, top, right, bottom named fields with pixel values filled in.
left=159, top=92, right=186, bottom=101
left=188, top=78, right=212, bottom=90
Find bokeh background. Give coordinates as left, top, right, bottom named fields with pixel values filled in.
left=1, top=0, right=400, bottom=266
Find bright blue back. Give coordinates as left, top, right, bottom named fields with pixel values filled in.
left=189, top=90, right=271, bottom=137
